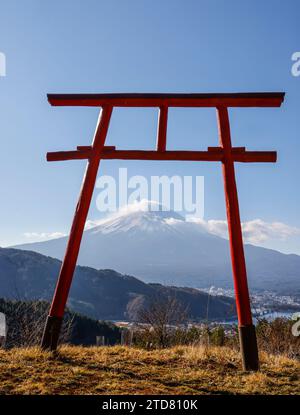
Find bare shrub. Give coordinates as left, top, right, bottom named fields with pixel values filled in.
left=256, top=317, right=299, bottom=359
left=1, top=300, right=73, bottom=348
left=136, top=295, right=189, bottom=348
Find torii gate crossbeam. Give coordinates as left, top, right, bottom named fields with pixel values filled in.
left=41, top=92, right=285, bottom=372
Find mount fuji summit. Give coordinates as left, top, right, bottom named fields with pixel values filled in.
left=14, top=201, right=300, bottom=293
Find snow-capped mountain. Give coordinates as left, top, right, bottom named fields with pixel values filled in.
left=14, top=201, right=300, bottom=293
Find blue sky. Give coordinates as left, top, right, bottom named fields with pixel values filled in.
left=0, top=0, right=300, bottom=254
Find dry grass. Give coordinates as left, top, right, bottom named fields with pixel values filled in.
left=0, top=345, right=299, bottom=395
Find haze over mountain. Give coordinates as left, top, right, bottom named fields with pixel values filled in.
left=0, top=247, right=235, bottom=321
left=14, top=201, right=300, bottom=294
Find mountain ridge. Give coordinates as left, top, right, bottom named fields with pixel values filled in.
left=0, top=247, right=236, bottom=321
left=13, top=203, right=300, bottom=294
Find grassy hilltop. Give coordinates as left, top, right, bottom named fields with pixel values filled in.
left=0, top=345, right=299, bottom=395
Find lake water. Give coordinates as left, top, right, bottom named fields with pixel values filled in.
left=215, top=311, right=296, bottom=325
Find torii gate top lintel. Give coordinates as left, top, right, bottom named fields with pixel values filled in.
left=47, top=91, right=285, bottom=107
left=42, top=91, right=285, bottom=373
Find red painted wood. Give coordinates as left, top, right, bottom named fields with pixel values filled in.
left=44, top=92, right=283, bottom=355
left=217, top=106, right=253, bottom=326
left=77, top=146, right=92, bottom=151
left=207, top=146, right=246, bottom=153
left=47, top=149, right=276, bottom=163
left=156, top=106, right=168, bottom=151
left=77, top=145, right=115, bottom=151
left=47, top=92, right=285, bottom=108
left=48, top=106, right=113, bottom=318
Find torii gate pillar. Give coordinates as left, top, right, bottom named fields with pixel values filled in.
left=217, top=106, right=258, bottom=370
left=41, top=106, right=113, bottom=351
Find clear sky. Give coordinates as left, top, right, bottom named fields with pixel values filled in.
left=0, top=0, right=300, bottom=254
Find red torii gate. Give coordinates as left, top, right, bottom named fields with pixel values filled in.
left=41, top=92, right=285, bottom=371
